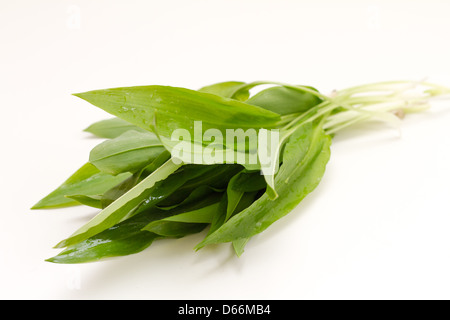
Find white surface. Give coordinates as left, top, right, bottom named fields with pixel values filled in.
left=1, top=0, right=450, bottom=300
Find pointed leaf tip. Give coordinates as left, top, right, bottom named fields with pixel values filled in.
left=53, top=240, right=68, bottom=249
left=72, top=92, right=92, bottom=102
left=30, top=203, right=41, bottom=210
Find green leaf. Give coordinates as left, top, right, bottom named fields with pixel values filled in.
left=47, top=209, right=163, bottom=264
left=31, top=163, right=131, bottom=209
left=143, top=193, right=223, bottom=237
left=48, top=231, right=159, bottom=264
left=156, top=185, right=221, bottom=210
left=199, top=194, right=228, bottom=239
left=244, top=85, right=323, bottom=199
left=257, top=128, right=282, bottom=200
left=225, top=172, right=246, bottom=221
left=49, top=193, right=223, bottom=263
left=142, top=202, right=221, bottom=238
left=74, top=85, right=283, bottom=174
left=246, top=86, right=322, bottom=115
left=198, top=81, right=250, bottom=100
left=146, top=164, right=241, bottom=210
left=55, top=161, right=231, bottom=248
left=89, top=130, right=165, bottom=175
left=74, top=85, right=280, bottom=169
left=55, top=159, right=182, bottom=248
left=196, top=189, right=259, bottom=250
left=159, top=202, right=220, bottom=223
left=65, top=195, right=103, bottom=209
left=84, top=117, right=149, bottom=139
left=228, top=170, right=266, bottom=192
left=232, top=238, right=249, bottom=257
left=143, top=222, right=206, bottom=238
left=131, top=164, right=229, bottom=216
left=229, top=192, right=260, bottom=256
left=73, top=85, right=280, bottom=134
left=100, top=150, right=171, bottom=209
left=197, top=121, right=331, bottom=247
left=101, top=174, right=141, bottom=209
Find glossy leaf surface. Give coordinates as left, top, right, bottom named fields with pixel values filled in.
left=74, top=86, right=281, bottom=134
left=47, top=209, right=163, bottom=263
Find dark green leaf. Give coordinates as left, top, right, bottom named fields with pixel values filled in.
left=131, top=164, right=229, bottom=216
left=228, top=170, right=267, bottom=193
left=156, top=185, right=221, bottom=210
left=149, top=164, right=241, bottom=209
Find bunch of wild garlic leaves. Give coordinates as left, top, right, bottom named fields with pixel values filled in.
left=33, top=80, right=449, bottom=263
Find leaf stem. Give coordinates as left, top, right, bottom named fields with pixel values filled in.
left=285, top=80, right=450, bottom=135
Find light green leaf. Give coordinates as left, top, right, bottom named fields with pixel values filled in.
left=31, top=163, right=131, bottom=209
left=65, top=195, right=103, bottom=209
left=232, top=238, right=249, bottom=257
left=84, top=117, right=149, bottom=139
left=198, top=81, right=250, bottom=100
left=89, top=130, right=165, bottom=175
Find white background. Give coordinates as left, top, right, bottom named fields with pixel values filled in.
left=1, top=0, right=449, bottom=300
